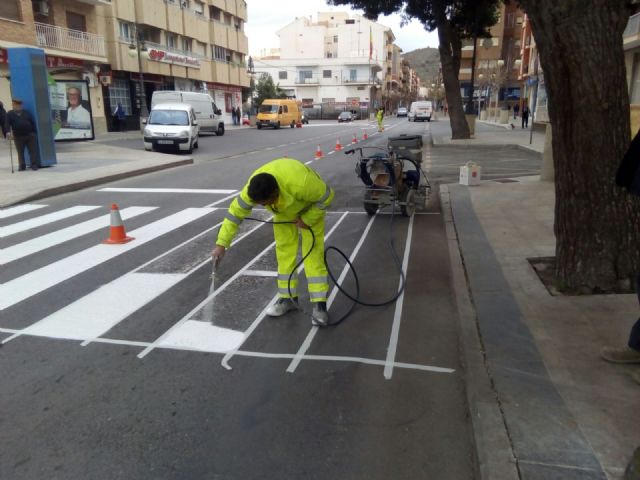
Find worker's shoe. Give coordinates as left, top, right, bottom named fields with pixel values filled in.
left=600, top=346, right=640, bottom=364
left=266, top=297, right=298, bottom=317
left=311, top=302, right=329, bottom=327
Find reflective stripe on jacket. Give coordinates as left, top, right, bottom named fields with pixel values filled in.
left=216, top=158, right=334, bottom=248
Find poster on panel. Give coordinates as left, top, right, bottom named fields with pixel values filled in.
left=49, top=80, right=95, bottom=141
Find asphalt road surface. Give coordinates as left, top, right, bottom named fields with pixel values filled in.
left=0, top=116, right=540, bottom=479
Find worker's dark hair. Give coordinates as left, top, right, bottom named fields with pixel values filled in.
left=248, top=173, right=278, bottom=202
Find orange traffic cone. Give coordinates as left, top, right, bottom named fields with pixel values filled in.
left=363, top=131, right=369, bottom=140
left=335, top=138, right=342, bottom=151
left=103, top=204, right=134, bottom=244
left=352, top=133, right=358, bottom=144
left=315, top=144, right=323, bottom=159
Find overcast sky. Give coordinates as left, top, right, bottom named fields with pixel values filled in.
left=244, top=0, right=439, bottom=57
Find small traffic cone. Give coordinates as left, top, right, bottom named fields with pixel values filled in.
left=296, top=122, right=302, bottom=128
left=335, top=138, right=342, bottom=151
left=363, top=131, right=369, bottom=140
left=315, top=144, right=323, bottom=159
left=352, top=133, right=358, bottom=144
left=103, top=203, right=134, bottom=244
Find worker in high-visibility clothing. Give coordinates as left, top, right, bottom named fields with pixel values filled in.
left=211, top=158, right=335, bottom=326
left=376, top=107, right=385, bottom=132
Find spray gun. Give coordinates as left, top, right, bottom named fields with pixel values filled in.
left=204, top=254, right=221, bottom=325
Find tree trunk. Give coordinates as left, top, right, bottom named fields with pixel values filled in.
left=435, top=1, right=470, bottom=139
left=523, top=1, right=640, bottom=291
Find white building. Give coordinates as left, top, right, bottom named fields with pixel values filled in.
left=253, top=12, right=398, bottom=118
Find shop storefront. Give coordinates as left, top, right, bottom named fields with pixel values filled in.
left=206, top=82, right=242, bottom=126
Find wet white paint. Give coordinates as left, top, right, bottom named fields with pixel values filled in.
left=157, top=320, right=245, bottom=353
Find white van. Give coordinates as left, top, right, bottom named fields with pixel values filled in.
left=408, top=101, right=433, bottom=122
left=151, top=91, right=225, bottom=135
left=143, top=103, right=200, bottom=153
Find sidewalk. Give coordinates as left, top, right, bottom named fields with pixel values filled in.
left=437, top=130, right=639, bottom=478
left=0, top=136, right=194, bottom=207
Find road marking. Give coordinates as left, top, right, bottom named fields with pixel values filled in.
left=222, top=211, right=350, bottom=370
left=205, top=192, right=240, bottom=208
left=242, top=270, right=278, bottom=277
left=304, top=160, right=313, bottom=165
left=0, top=205, right=100, bottom=238
left=286, top=213, right=377, bottom=373
left=0, top=208, right=215, bottom=311
left=0, top=204, right=47, bottom=219
left=0, top=207, right=156, bottom=265
left=157, top=320, right=245, bottom=352
left=137, top=217, right=271, bottom=359
left=98, top=188, right=237, bottom=194
left=384, top=212, right=415, bottom=379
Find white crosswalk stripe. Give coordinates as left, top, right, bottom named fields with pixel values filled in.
left=0, top=205, right=100, bottom=238
left=0, top=204, right=48, bottom=219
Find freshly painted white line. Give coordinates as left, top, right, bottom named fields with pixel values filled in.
left=222, top=211, right=350, bottom=370
left=242, top=270, right=278, bottom=277
left=98, top=188, right=236, bottom=194
left=286, top=213, right=377, bottom=373
left=0, top=205, right=100, bottom=238
left=384, top=212, right=415, bottom=379
left=0, top=204, right=47, bottom=219
left=205, top=191, right=240, bottom=208
left=327, top=151, right=335, bottom=155
left=137, top=218, right=270, bottom=358
left=0, top=207, right=156, bottom=265
left=21, top=273, right=185, bottom=340
left=304, top=160, right=313, bottom=165
left=0, top=208, right=215, bottom=311
left=90, top=337, right=151, bottom=347
left=157, top=320, right=245, bottom=352
left=5, top=216, right=224, bottom=346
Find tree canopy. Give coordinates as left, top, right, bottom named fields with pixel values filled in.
left=254, top=73, right=288, bottom=107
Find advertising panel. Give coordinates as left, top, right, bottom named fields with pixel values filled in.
left=49, top=80, right=94, bottom=141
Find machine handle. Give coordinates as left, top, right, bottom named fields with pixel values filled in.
left=344, top=149, right=355, bottom=155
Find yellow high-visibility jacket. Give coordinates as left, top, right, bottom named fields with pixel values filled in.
left=216, top=158, right=334, bottom=248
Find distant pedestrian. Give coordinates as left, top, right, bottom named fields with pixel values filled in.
left=521, top=105, right=529, bottom=128
left=5, top=98, right=40, bottom=171
left=513, top=103, right=519, bottom=119
left=444, top=105, right=448, bottom=116
left=235, top=106, right=241, bottom=126
left=602, top=127, right=640, bottom=385
left=113, top=102, right=125, bottom=132
left=0, top=101, right=6, bottom=138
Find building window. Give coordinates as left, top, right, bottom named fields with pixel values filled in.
left=279, top=71, right=287, bottom=80
left=0, top=0, right=22, bottom=21
left=333, top=35, right=338, bottom=43
left=350, top=69, right=357, bottom=81
left=118, top=21, right=133, bottom=41
left=299, top=70, right=312, bottom=83
left=196, top=41, right=207, bottom=56
left=323, top=70, right=331, bottom=78
left=210, top=7, right=221, bottom=21
left=224, top=12, right=232, bottom=25
left=109, top=79, right=132, bottom=116
left=214, top=45, right=227, bottom=62
left=66, top=11, right=86, bottom=32
left=194, top=1, right=204, bottom=15
left=166, top=33, right=177, bottom=49
left=182, top=38, right=192, bottom=52
left=180, top=0, right=189, bottom=9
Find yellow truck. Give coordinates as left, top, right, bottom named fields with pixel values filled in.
left=256, top=99, right=301, bottom=129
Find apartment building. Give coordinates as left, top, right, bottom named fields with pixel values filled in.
left=459, top=3, right=524, bottom=111
left=624, top=7, right=640, bottom=133
left=0, top=0, right=250, bottom=134
left=253, top=12, right=409, bottom=118
left=518, top=13, right=548, bottom=123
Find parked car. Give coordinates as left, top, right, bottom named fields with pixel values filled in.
left=338, top=111, right=352, bottom=123
left=151, top=91, right=224, bottom=136
left=143, top=103, right=199, bottom=154
left=397, top=107, right=408, bottom=117
left=350, top=110, right=360, bottom=120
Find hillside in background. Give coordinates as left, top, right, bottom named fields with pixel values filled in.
left=402, top=47, right=440, bottom=86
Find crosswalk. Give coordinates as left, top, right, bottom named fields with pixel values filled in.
left=0, top=200, right=454, bottom=378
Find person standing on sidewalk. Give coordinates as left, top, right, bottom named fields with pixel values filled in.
left=211, top=158, right=334, bottom=327
left=0, top=101, right=7, bottom=138
left=513, top=103, right=519, bottom=119
left=521, top=105, right=530, bottom=128
left=231, top=107, right=237, bottom=126
left=5, top=98, right=40, bottom=171
left=113, top=102, right=126, bottom=132
left=236, top=106, right=241, bottom=126
left=601, top=128, right=640, bottom=384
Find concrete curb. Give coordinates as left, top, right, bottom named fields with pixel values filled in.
left=440, top=183, right=520, bottom=480
left=2, top=158, right=193, bottom=207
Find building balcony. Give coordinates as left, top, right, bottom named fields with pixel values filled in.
left=342, top=77, right=371, bottom=84
left=295, top=78, right=319, bottom=85
left=35, top=22, right=106, bottom=58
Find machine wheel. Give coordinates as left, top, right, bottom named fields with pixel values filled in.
left=275, top=121, right=281, bottom=129
left=217, top=124, right=225, bottom=136
left=364, top=202, right=378, bottom=215
left=401, top=189, right=416, bottom=217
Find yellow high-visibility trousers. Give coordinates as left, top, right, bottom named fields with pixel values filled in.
left=273, top=215, right=328, bottom=302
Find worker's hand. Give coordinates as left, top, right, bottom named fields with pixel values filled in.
left=211, top=245, right=226, bottom=267
left=294, top=217, right=309, bottom=230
